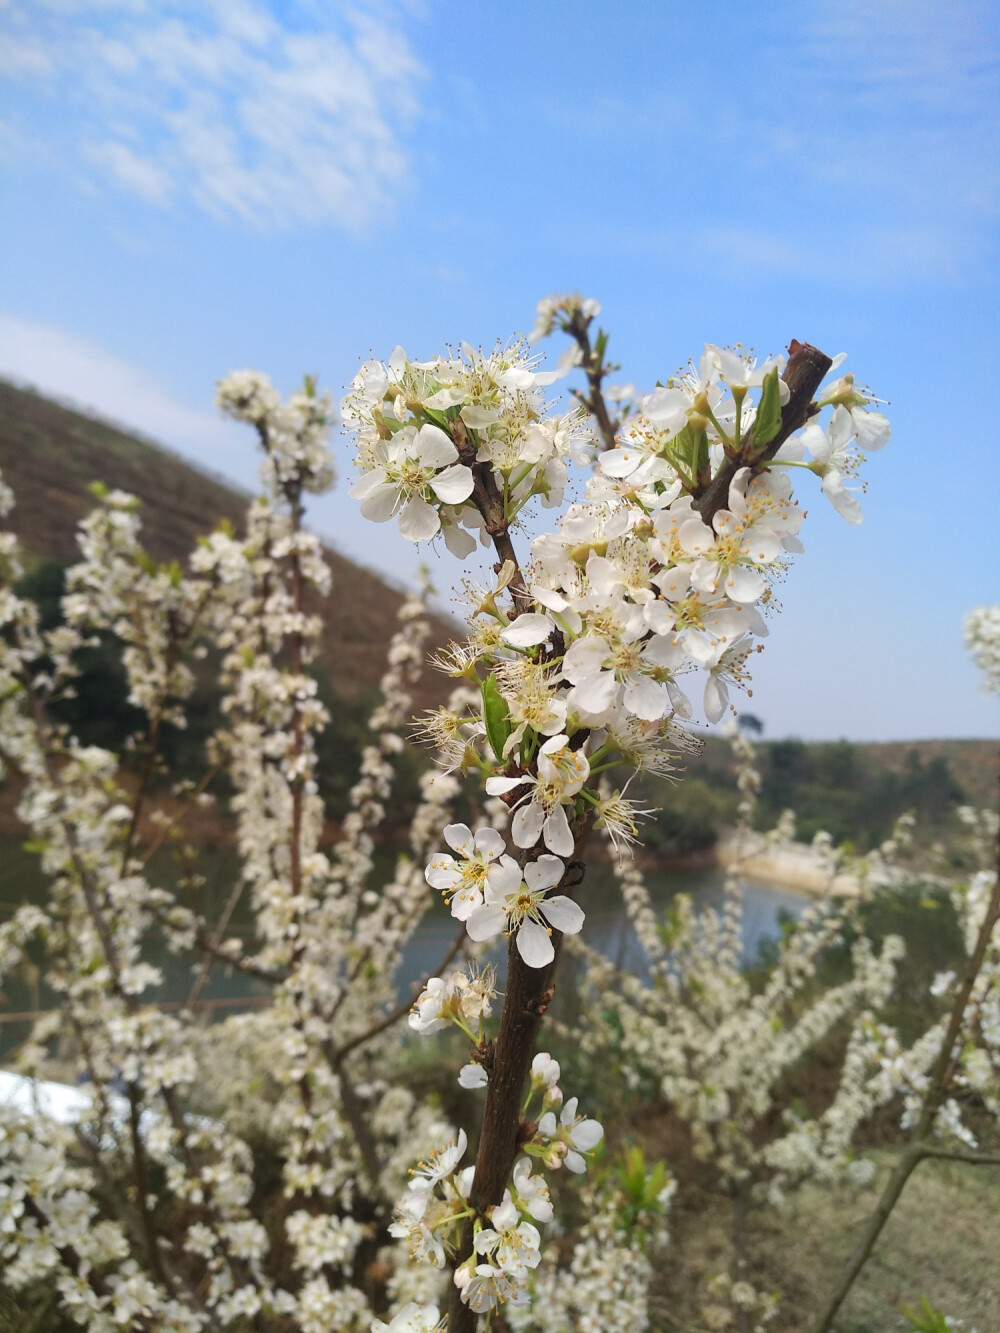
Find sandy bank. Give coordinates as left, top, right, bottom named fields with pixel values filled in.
left=714, top=831, right=898, bottom=898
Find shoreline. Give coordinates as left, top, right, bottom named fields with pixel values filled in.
left=713, top=832, right=873, bottom=899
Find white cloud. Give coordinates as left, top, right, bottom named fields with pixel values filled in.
left=2, top=0, right=425, bottom=230
left=0, top=311, right=245, bottom=460
left=0, top=310, right=442, bottom=597
left=89, top=140, right=174, bottom=205
left=791, top=1, right=1000, bottom=232
left=806, top=0, right=998, bottom=115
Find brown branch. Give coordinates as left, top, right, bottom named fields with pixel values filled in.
left=327, top=1047, right=383, bottom=1190
left=439, top=463, right=597, bottom=1328
left=186, top=874, right=253, bottom=1008
left=694, top=340, right=833, bottom=528
left=123, top=1081, right=171, bottom=1291
left=74, top=1126, right=222, bottom=1329
left=20, top=691, right=269, bottom=1325
left=447, top=832, right=589, bottom=1333
left=22, top=1197, right=123, bottom=1311
left=121, top=574, right=219, bottom=875
left=566, top=309, right=619, bottom=452
left=917, top=1145, right=1000, bottom=1168
left=0, top=995, right=272, bottom=1025
left=452, top=418, right=532, bottom=614
left=731, top=1181, right=752, bottom=1333
left=121, top=704, right=167, bottom=874
left=143, top=895, right=284, bottom=987
left=138, top=758, right=224, bottom=869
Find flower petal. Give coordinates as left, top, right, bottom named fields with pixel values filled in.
left=415, top=422, right=459, bottom=466
left=398, top=494, right=441, bottom=542
left=569, top=1118, right=604, bottom=1150
left=722, top=565, right=765, bottom=605
left=474, top=827, right=506, bottom=859
left=703, top=675, right=728, bottom=723
left=425, top=859, right=461, bottom=891
left=598, top=447, right=642, bottom=477
left=501, top=614, right=552, bottom=648
left=349, top=467, right=388, bottom=499
left=486, top=855, right=523, bottom=896
left=460, top=405, right=501, bottom=429
left=543, top=805, right=574, bottom=857
left=512, top=801, right=545, bottom=850
left=465, top=904, right=506, bottom=941
left=450, top=888, right=484, bottom=921
left=562, top=636, right=610, bottom=684
left=444, top=824, right=474, bottom=857
left=853, top=410, right=890, bottom=451
left=430, top=463, right=475, bottom=505
left=359, top=482, right=401, bottom=524
left=485, top=775, right=532, bottom=796
left=524, top=855, right=564, bottom=893
left=540, top=895, right=585, bottom=935
left=623, top=673, right=666, bottom=721
left=516, top=920, right=554, bottom=968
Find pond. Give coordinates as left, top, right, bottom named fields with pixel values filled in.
left=0, top=833, right=807, bottom=1060
left=400, top=860, right=806, bottom=984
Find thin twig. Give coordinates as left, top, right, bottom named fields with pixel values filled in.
left=186, top=873, right=252, bottom=1008
left=566, top=309, right=619, bottom=452
left=917, top=1145, right=1000, bottom=1167
left=333, top=923, right=467, bottom=1064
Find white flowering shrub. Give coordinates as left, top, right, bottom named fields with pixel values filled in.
left=963, top=605, right=1000, bottom=696
left=0, top=386, right=462, bottom=1331
left=0, top=294, right=995, bottom=1333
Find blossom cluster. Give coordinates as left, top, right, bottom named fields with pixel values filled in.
left=342, top=340, right=588, bottom=551
left=342, top=328, right=891, bottom=1000
left=391, top=1037, right=603, bottom=1315
left=963, top=604, right=1000, bottom=695
left=425, top=824, right=584, bottom=966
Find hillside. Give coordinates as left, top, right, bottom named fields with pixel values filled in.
left=0, top=379, right=457, bottom=706
left=651, top=733, right=999, bottom=859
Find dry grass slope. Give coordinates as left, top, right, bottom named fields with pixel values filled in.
left=652, top=1152, right=1000, bottom=1331
left=0, top=379, right=457, bottom=707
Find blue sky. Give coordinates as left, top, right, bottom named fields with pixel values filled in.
left=1, top=0, right=998, bottom=741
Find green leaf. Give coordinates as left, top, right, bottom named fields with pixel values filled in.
left=752, top=366, right=783, bottom=450
left=481, top=673, right=512, bottom=763
left=663, top=421, right=704, bottom=483
left=419, top=407, right=452, bottom=432
left=899, top=1297, right=952, bottom=1332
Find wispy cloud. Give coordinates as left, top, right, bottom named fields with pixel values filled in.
left=775, top=0, right=1000, bottom=266
left=0, top=311, right=245, bottom=459
left=805, top=0, right=998, bottom=116
left=1, top=0, right=426, bottom=230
